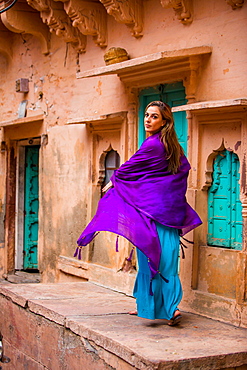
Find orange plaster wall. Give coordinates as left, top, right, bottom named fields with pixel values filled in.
left=0, top=0, right=246, bottom=291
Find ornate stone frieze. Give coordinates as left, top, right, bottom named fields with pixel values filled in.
left=226, top=0, right=244, bottom=9
left=27, top=0, right=86, bottom=53
left=56, top=0, right=107, bottom=48
left=99, top=0, right=143, bottom=38
left=160, top=0, right=193, bottom=24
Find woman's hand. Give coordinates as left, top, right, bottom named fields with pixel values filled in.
left=102, top=180, right=113, bottom=193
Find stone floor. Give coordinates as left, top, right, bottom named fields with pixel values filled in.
left=2, top=271, right=41, bottom=284
left=0, top=281, right=247, bottom=370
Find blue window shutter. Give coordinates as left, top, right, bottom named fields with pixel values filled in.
left=207, top=150, right=242, bottom=249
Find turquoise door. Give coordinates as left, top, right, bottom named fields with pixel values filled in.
left=138, top=82, right=188, bottom=154
left=208, top=150, right=242, bottom=250
left=23, top=146, right=39, bottom=269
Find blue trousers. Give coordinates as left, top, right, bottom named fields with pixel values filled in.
left=133, top=223, right=182, bottom=320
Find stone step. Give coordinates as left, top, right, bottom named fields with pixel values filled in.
left=0, top=281, right=246, bottom=370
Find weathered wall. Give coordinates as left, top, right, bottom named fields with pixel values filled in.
left=0, top=0, right=246, bottom=326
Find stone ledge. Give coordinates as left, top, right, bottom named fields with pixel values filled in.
left=172, top=98, right=247, bottom=113
left=0, top=114, right=44, bottom=127
left=76, top=46, right=212, bottom=80
left=57, top=255, right=136, bottom=296
left=0, top=282, right=247, bottom=370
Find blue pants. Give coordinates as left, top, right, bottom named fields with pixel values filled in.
left=133, top=223, right=182, bottom=320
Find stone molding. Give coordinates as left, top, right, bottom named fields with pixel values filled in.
left=0, top=114, right=44, bottom=128
left=27, top=0, right=86, bottom=53
left=99, top=0, right=143, bottom=38
left=57, top=0, right=107, bottom=48
left=226, top=0, right=245, bottom=9
left=160, top=0, right=193, bottom=24
left=172, top=98, right=247, bottom=112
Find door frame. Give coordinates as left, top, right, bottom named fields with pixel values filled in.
left=15, top=138, right=40, bottom=270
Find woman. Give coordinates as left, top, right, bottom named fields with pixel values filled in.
left=75, top=101, right=202, bottom=325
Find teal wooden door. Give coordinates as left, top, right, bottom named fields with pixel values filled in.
left=138, top=82, right=188, bottom=154
left=23, top=146, right=39, bottom=269
left=208, top=150, right=242, bottom=250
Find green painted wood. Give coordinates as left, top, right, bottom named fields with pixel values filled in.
left=208, top=150, right=242, bottom=250
left=138, top=82, right=188, bottom=154
left=23, top=146, right=39, bottom=269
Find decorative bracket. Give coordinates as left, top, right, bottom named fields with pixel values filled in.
left=183, top=55, right=201, bottom=102
left=226, top=0, right=244, bottom=9
left=160, top=0, right=193, bottom=24
left=1, top=5, right=50, bottom=54
left=56, top=0, right=107, bottom=48
left=27, top=0, right=86, bottom=53
left=99, top=0, right=143, bottom=38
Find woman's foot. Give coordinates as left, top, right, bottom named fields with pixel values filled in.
left=128, top=310, right=137, bottom=315
left=168, top=310, right=182, bottom=326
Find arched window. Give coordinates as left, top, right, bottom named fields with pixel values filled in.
left=207, top=150, right=242, bottom=250
left=102, top=149, right=120, bottom=190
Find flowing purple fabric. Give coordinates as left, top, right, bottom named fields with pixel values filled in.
left=77, top=133, right=202, bottom=277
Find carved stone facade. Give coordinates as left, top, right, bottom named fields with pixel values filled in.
left=27, top=0, right=87, bottom=53
left=58, top=0, right=107, bottom=47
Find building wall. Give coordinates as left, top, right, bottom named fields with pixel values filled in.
left=0, top=0, right=246, bottom=326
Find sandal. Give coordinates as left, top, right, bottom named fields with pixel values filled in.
left=168, top=311, right=182, bottom=326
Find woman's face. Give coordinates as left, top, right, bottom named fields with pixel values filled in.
left=144, top=106, right=165, bottom=135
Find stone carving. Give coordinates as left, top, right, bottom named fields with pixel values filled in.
left=183, top=55, right=201, bottom=102
left=99, top=0, right=143, bottom=38
left=226, top=0, right=244, bottom=9
left=27, top=0, right=86, bottom=53
left=160, top=0, right=193, bottom=24
left=56, top=0, right=107, bottom=47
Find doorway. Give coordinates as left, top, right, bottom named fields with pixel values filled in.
left=16, top=139, right=40, bottom=271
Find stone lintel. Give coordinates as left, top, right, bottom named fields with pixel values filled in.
left=0, top=114, right=44, bottom=128
left=67, top=111, right=127, bottom=127
left=77, top=46, right=212, bottom=80
left=172, top=98, right=247, bottom=113
left=76, top=46, right=211, bottom=101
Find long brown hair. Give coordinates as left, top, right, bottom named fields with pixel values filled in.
left=145, top=101, right=184, bottom=173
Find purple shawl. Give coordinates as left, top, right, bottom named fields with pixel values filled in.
left=76, top=133, right=202, bottom=277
